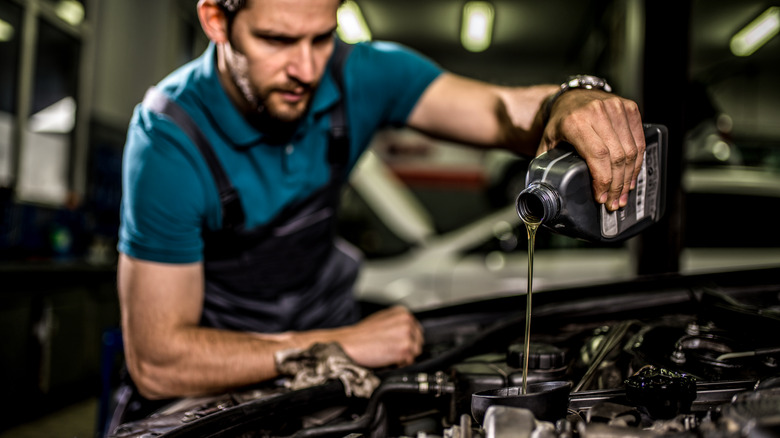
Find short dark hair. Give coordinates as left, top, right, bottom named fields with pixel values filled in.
left=214, top=0, right=346, bottom=14
left=214, top=0, right=347, bottom=26
left=211, top=0, right=245, bottom=29
left=215, top=0, right=246, bottom=14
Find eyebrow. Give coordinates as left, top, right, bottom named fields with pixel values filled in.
left=250, top=26, right=338, bottom=41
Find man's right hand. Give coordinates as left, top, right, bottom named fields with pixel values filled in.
left=327, top=306, right=424, bottom=368
left=119, top=252, right=424, bottom=399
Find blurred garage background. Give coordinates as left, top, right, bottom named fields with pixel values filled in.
left=1, top=0, right=779, bottom=436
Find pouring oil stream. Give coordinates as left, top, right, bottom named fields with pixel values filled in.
left=521, top=219, right=540, bottom=395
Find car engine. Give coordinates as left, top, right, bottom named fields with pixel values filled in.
left=110, top=268, right=780, bottom=438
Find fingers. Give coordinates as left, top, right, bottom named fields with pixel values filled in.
left=598, top=97, right=641, bottom=210
left=396, top=327, right=423, bottom=367
left=408, top=314, right=424, bottom=362
left=552, top=91, right=644, bottom=211
left=626, top=101, right=646, bottom=190
left=387, top=306, right=424, bottom=366
left=346, top=306, right=424, bottom=368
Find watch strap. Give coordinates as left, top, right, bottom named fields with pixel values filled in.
left=542, top=75, right=612, bottom=125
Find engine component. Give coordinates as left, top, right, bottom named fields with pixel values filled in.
left=471, top=381, right=572, bottom=424
left=624, top=366, right=697, bottom=419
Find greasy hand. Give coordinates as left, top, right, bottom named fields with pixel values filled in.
left=539, top=89, right=645, bottom=211
left=338, top=305, right=424, bottom=369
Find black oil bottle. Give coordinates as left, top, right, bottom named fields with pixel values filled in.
left=516, top=124, right=667, bottom=243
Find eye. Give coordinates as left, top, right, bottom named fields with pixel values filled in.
left=264, top=35, right=296, bottom=46
left=313, top=32, right=335, bottom=45
left=251, top=30, right=296, bottom=46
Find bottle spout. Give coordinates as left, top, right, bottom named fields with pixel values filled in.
left=516, top=182, right=560, bottom=225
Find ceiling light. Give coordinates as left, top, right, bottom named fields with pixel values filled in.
left=730, top=6, right=779, bottom=57
left=337, top=1, right=371, bottom=44
left=461, top=1, right=494, bottom=53
left=55, top=0, right=85, bottom=27
left=29, top=97, right=77, bottom=134
left=0, top=18, right=13, bottom=42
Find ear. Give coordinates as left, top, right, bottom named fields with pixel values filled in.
left=197, top=0, right=230, bottom=43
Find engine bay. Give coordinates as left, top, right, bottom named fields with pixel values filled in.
left=110, top=268, right=780, bottom=438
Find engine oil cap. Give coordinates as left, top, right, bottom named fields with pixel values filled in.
left=507, top=343, right=567, bottom=370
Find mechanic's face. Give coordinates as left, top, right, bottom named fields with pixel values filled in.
left=223, top=0, right=338, bottom=123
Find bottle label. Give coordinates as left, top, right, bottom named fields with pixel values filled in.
left=601, top=148, right=654, bottom=238
left=643, top=142, right=659, bottom=221
left=601, top=204, right=619, bottom=237
left=636, top=149, right=648, bottom=220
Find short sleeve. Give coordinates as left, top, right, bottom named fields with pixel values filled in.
left=118, top=107, right=213, bottom=264
left=346, top=41, right=444, bottom=135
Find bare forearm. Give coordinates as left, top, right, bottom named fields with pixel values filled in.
left=407, top=74, right=558, bottom=155
left=128, top=316, right=419, bottom=399
left=118, top=257, right=423, bottom=400
left=126, top=309, right=422, bottom=399
left=493, top=83, right=559, bottom=155
left=118, top=255, right=290, bottom=399
left=126, top=325, right=291, bottom=399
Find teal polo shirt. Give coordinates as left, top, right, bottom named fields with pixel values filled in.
left=119, top=41, right=443, bottom=264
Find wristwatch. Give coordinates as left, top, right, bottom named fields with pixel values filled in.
left=542, top=75, right=613, bottom=125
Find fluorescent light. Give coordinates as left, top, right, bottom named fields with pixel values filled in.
left=730, top=6, right=779, bottom=57
left=55, top=0, right=85, bottom=27
left=29, top=97, right=77, bottom=134
left=337, top=1, right=371, bottom=44
left=0, top=18, right=14, bottom=42
left=461, top=1, right=494, bottom=53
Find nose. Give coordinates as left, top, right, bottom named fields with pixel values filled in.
left=286, top=42, right=316, bottom=85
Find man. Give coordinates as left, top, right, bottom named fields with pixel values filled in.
left=115, top=0, right=644, bottom=423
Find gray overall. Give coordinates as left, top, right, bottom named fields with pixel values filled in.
left=106, top=42, right=359, bottom=435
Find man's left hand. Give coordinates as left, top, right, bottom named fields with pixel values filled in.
left=539, top=89, right=645, bottom=211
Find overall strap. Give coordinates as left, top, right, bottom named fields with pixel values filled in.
left=327, top=39, right=354, bottom=169
left=143, top=87, right=246, bottom=229
left=141, top=39, right=354, bottom=231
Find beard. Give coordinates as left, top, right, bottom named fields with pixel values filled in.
left=224, top=44, right=315, bottom=143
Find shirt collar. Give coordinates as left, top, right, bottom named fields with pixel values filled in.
left=193, top=42, right=342, bottom=149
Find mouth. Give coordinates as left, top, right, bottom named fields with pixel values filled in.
left=275, top=87, right=309, bottom=104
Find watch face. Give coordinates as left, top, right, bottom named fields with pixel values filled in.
left=568, top=75, right=612, bottom=92
left=546, top=75, right=613, bottom=124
